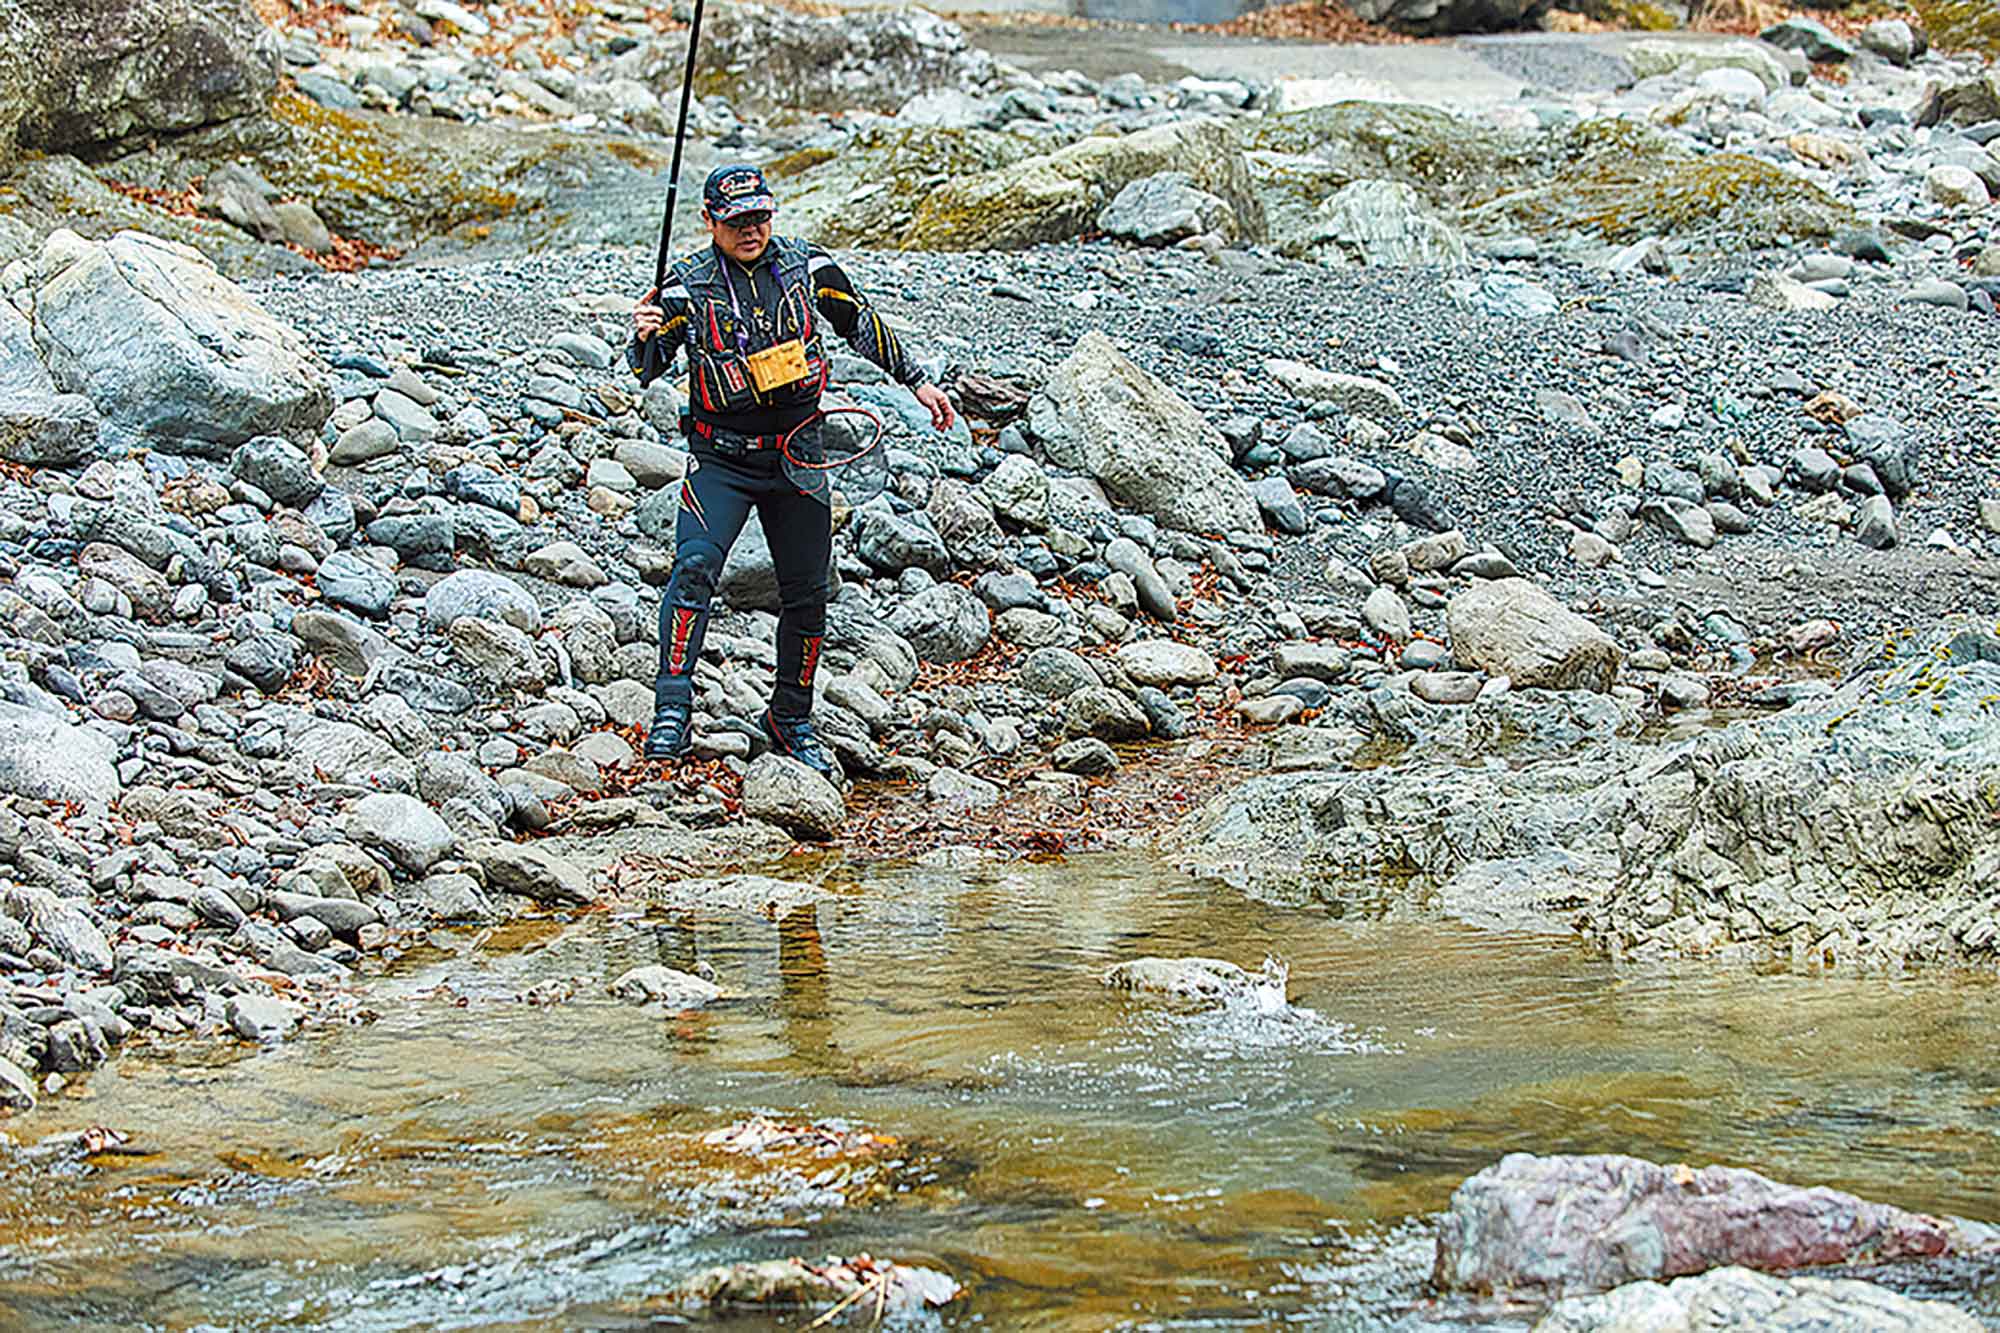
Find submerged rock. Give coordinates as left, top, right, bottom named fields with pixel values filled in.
left=1103, top=955, right=1288, bottom=1009
left=1535, top=1265, right=1982, bottom=1332
left=608, top=965, right=721, bottom=1010
left=668, top=1255, right=959, bottom=1318
left=1436, top=1152, right=1993, bottom=1299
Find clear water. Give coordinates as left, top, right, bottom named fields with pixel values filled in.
left=3, top=853, right=1997, bottom=1329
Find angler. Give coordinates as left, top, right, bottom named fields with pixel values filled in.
left=628, top=164, right=955, bottom=775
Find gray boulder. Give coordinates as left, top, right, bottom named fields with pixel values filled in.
left=2, top=884, right=114, bottom=972
left=1043, top=331, right=1260, bottom=534
left=424, top=569, right=541, bottom=633
left=29, top=230, right=330, bottom=456
left=608, top=964, right=721, bottom=1009
left=343, top=792, right=454, bottom=876
left=1308, top=179, right=1467, bottom=269
left=1098, top=170, right=1235, bottom=246
left=230, top=434, right=322, bottom=507
left=0, top=0, right=276, bottom=158
left=468, top=840, right=591, bottom=904
left=1446, top=578, right=1623, bottom=692
left=1346, top=0, right=1547, bottom=33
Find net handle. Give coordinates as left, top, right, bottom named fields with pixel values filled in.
left=779, top=405, right=886, bottom=472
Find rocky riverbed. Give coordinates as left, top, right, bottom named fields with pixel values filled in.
left=2, top=0, right=2000, bottom=1324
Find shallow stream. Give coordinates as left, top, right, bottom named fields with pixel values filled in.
left=3, top=853, right=1998, bottom=1329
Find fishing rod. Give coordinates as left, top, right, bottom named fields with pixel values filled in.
left=638, top=0, right=708, bottom=372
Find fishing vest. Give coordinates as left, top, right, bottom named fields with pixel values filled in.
left=673, top=236, right=828, bottom=425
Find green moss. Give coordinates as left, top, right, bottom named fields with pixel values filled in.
left=764, top=145, right=838, bottom=179
left=1911, top=0, right=2000, bottom=53
left=1241, top=103, right=1542, bottom=205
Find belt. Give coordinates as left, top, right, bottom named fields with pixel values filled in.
left=687, top=419, right=781, bottom=452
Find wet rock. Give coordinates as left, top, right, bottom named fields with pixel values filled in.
left=1435, top=1152, right=1986, bottom=1298
left=608, top=964, right=721, bottom=1009
left=28, top=230, right=329, bottom=456
left=226, top=992, right=303, bottom=1043
left=1042, top=331, right=1260, bottom=534
left=669, top=1254, right=959, bottom=1318
left=1535, top=1265, right=1982, bottom=1332
left=1447, top=579, right=1623, bottom=693
left=467, top=840, right=591, bottom=905
left=1103, top=955, right=1286, bottom=1008
left=742, top=754, right=845, bottom=841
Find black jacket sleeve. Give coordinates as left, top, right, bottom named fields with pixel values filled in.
left=625, top=272, right=693, bottom=388
left=807, top=247, right=928, bottom=389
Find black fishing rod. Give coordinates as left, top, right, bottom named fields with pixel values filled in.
left=635, top=0, right=707, bottom=379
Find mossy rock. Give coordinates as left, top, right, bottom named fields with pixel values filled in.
left=1240, top=102, right=1544, bottom=207
left=773, top=124, right=1033, bottom=249
left=1246, top=149, right=1353, bottom=258
left=902, top=117, right=1265, bottom=252
left=1910, top=0, right=1998, bottom=53
left=1469, top=124, right=1849, bottom=246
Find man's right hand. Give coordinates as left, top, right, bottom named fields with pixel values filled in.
left=632, top=288, right=664, bottom=341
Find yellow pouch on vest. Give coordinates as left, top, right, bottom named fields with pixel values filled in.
left=746, top=339, right=809, bottom=393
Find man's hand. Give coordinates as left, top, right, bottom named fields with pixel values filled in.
left=914, top=382, right=955, bottom=433
left=632, top=288, right=664, bottom=341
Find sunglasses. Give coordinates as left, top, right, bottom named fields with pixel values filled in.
left=716, top=211, right=772, bottom=231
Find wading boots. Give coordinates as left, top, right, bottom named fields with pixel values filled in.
left=643, top=702, right=693, bottom=761
left=763, top=709, right=837, bottom=782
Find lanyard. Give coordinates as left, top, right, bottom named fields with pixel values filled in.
left=721, top=256, right=784, bottom=354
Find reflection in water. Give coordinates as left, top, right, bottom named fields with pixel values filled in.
left=0, top=853, right=1995, bottom=1329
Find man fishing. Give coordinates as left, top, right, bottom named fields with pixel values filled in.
left=628, top=163, right=955, bottom=775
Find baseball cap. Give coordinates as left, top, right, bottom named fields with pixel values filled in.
left=703, top=164, right=777, bottom=221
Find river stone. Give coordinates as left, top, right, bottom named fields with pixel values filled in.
left=1309, top=178, right=1467, bottom=269
left=980, top=453, right=1050, bottom=530
left=524, top=540, right=608, bottom=588
left=317, top=551, right=396, bottom=617
left=343, top=792, right=453, bottom=875
left=1052, top=737, right=1120, bottom=775
left=742, top=753, right=845, bottom=841
left=424, top=569, right=541, bottom=633
left=0, top=703, right=119, bottom=804
left=29, top=230, right=329, bottom=456
left=3, top=884, right=113, bottom=973
left=1103, top=956, right=1268, bottom=1004
left=450, top=617, right=548, bottom=691
left=0, top=1056, right=32, bottom=1111
left=1447, top=579, right=1623, bottom=692
left=852, top=505, right=952, bottom=577
left=1042, top=332, right=1259, bottom=534
left=468, top=840, right=590, bottom=904
left=1019, top=646, right=1098, bottom=699
left=1115, top=639, right=1217, bottom=688
left=1098, top=170, right=1235, bottom=246
left=227, top=992, right=303, bottom=1043
left=884, top=583, right=989, bottom=664
left=1435, top=1152, right=1980, bottom=1298
left=1534, top=1265, right=1982, bottom=1332
left=1264, top=358, right=1406, bottom=417
left=608, top=964, right=722, bottom=1009
left=230, top=434, right=321, bottom=507
left=1063, top=685, right=1149, bottom=741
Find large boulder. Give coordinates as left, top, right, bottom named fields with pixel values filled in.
left=1585, top=623, right=2000, bottom=968
left=0, top=298, right=98, bottom=465
left=1347, top=0, right=1549, bottom=34
left=0, top=0, right=276, bottom=161
left=1446, top=578, right=1624, bottom=692
left=29, top=229, right=330, bottom=457
left=0, top=703, right=119, bottom=804
left=1098, top=171, right=1237, bottom=246
left=1536, top=1266, right=1982, bottom=1333
left=884, top=583, right=989, bottom=663
left=680, top=3, right=996, bottom=115
left=1435, top=1152, right=1987, bottom=1299
left=903, top=118, right=1265, bottom=251
left=1042, top=331, right=1261, bottom=534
